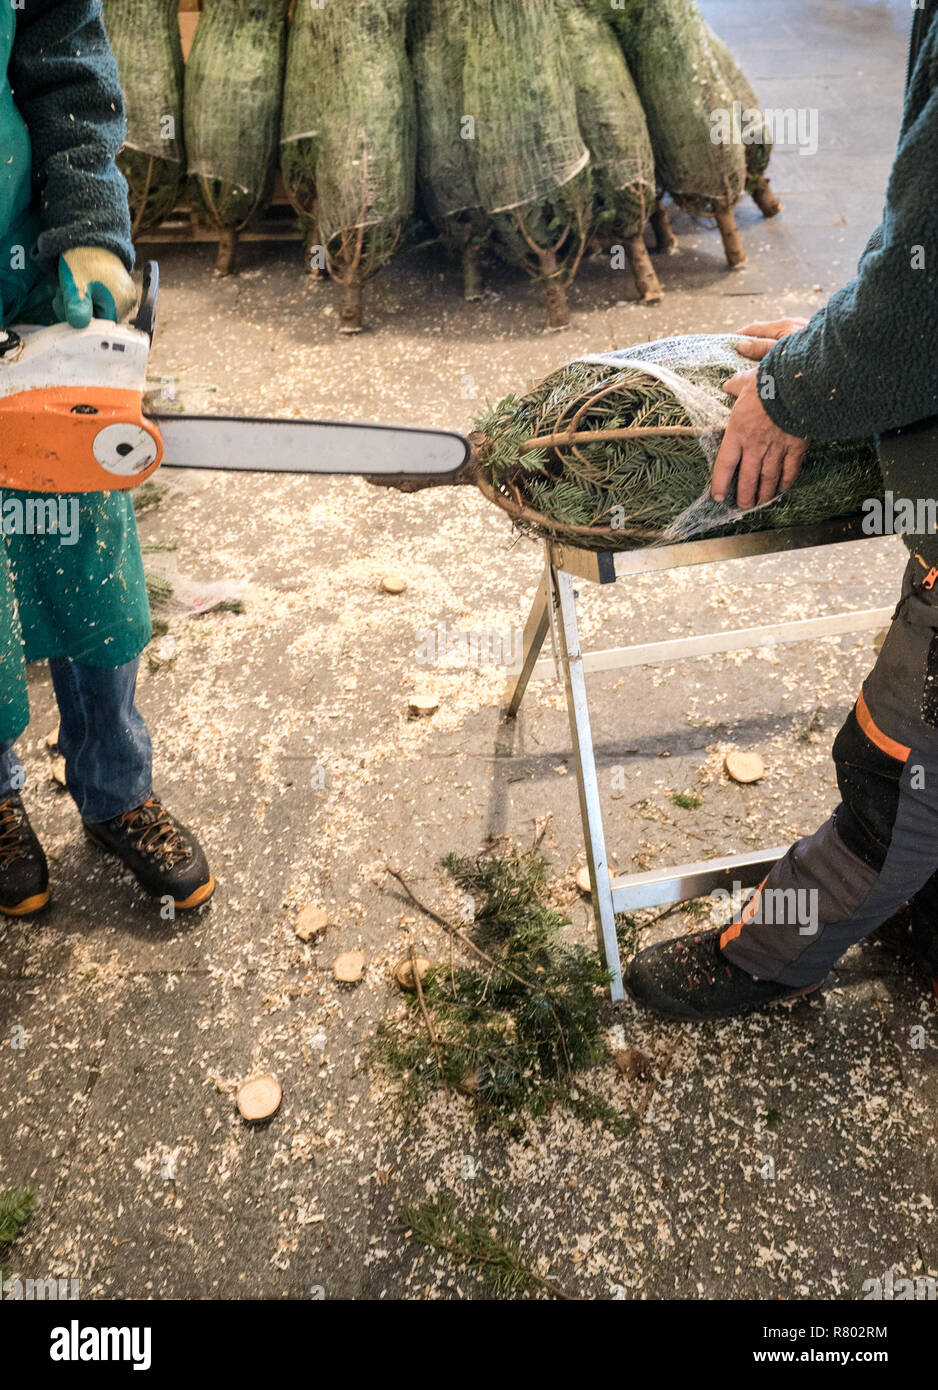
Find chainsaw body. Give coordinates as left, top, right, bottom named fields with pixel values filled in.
left=0, top=260, right=472, bottom=492
left=0, top=318, right=163, bottom=493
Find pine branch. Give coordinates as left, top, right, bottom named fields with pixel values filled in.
left=0, top=1187, right=36, bottom=1249
left=399, top=1196, right=578, bottom=1300
left=377, top=846, right=617, bottom=1131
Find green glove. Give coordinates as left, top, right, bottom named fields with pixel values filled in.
left=54, top=247, right=136, bottom=329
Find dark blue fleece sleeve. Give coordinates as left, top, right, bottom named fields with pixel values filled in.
left=758, top=29, right=938, bottom=440
left=11, top=0, right=134, bottom=269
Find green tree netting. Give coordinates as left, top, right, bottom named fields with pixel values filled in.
left=463, top=0, right=592, bottom=328
left=608, top=0, right=748, bottom=265
left=184, top=0, right=291, bottom=272
left=474, top=335, right=881, bottom=549
left=280, top=0, right=416, bottom=333
left=279, top=1, right=320, bottom=270
left=102, top=0, right=185, bottom=233
left=409, top=0, right=490, bottom=301
left=556, top=0, right=660, bottom=303
left=706, top=25, right=782, bottom=217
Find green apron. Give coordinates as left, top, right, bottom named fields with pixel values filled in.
left=0, top=7, right=151, bottom=745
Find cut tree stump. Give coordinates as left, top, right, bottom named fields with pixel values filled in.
left=295, top=905, right=329, bottom=943
left=236, top=1074, right=282, bottom=1122
left=394, top=956, right=432, bottom=992
left=575, top=865, right=615, bottom=894
left=333, top=949, right=366, bottom=984
left=725, top=750, right=765, bottom=784
left=408, top=694, right=439, bottom=718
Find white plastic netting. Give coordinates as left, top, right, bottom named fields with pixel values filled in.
left=577, top=334, right=742, bottom=538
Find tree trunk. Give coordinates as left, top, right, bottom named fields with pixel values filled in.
left=303, top=223, right=328, bottom=278
left=338, top=269, right=364, bottom=333
left=215, top=228, right=238, bottom=275
left=624, top=234, right=662, bottom=304
left=651, top=199, right=677, bottom=255
left=541, top=276, right=569, bottom=329
left=714, top=204, right=746, bottom=268
left=462, top=242, right=483, bottom=301
left=537, top=248, right=569, bottom=329
left=749, top=173, right=783, bottom=219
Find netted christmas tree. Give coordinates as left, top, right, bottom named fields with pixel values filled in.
left=472, top=336, right=881, bottom=547
left=409, top=0, right=490, bottom=302
left=185, top=0, right=291, bottom=273
left=607, top=0, right=748, bottom=267
left=462, top=0, right=593, bottom=328
left=103, top=0, right=185, bottom=234
left=706, top=25, right=783, bottom=218
left=556, top=0, right=660, bottom=303
left=374, top=335, right=881, bottom=552
left=281, top=0, right=416, bottom=332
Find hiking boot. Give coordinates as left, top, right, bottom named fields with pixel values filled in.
left=626, top=924, right=825, bottom=1021
left=874, top=902, right=938, bottom=999
left=83, top=795, right=214, bottom=910
left=0, top=795, right=50, bottom=917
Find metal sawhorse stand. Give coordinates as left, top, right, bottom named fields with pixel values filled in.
left=504, top=516, right=894, bottom=1003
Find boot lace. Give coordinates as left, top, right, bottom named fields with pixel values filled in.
left=0, top=798, right=30, bottom=869
left=118, top=797, right=190, bottom=867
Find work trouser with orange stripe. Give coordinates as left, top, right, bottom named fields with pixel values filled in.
left=722, top=552, right=938, bottom=986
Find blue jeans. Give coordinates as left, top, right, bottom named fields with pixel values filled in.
left=0, top=657, right=152, bottom=823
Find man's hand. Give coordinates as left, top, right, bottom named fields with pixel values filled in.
left=54, top=248, right=136, bottom=329
left=711, top=369, right=808, bottom=508
left=734, top=317, right=809, bottom=363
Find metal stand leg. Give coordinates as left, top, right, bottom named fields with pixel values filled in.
left=502, top=522, right=889, bottom=1002
left=553, top=567, right=625, bottom=1002
left=504, top=561, right=552, bottom=718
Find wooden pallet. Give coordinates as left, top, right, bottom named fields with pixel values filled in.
left=135, top=181, right=303, bottom=250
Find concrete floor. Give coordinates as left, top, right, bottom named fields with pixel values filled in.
left=2, top=0, right=935, bottom=1300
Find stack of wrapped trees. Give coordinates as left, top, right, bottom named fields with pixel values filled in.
left=106, top=0, right=783, bottom=328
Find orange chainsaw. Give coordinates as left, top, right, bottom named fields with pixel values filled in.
left=0, top=261, right=470, bottom=493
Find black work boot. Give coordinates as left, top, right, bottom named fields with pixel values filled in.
left=83, top=796, right=214, bottom=911
left=875, top=899, right=938, bottom=999
left=0, top=795, right=50, bottom=917
left=626, top=925, right=825, bottom=1021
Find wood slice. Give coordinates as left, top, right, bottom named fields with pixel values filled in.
left=394, top=955, right=432, bottom=992
left=575, top=865, right=615, bottom=895
left=725, top=750, right=765, bottom=784
left=236, top=1074, right=282, bottom=1122
left=295, top=905, right=329, bottom=943
left=333, top=949, right=366, bottom=983
left=408, top=694, right=439, bottom=717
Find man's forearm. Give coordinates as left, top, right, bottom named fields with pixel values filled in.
left=11, top=0, right=133, bottom=268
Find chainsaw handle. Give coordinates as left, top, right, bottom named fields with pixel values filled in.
left=132, top=260, right=159, bottom=341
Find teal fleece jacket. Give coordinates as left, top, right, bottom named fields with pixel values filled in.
left=760, top=1, right=938, bottom=440
left=11, top=0, right=134, bottom=271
